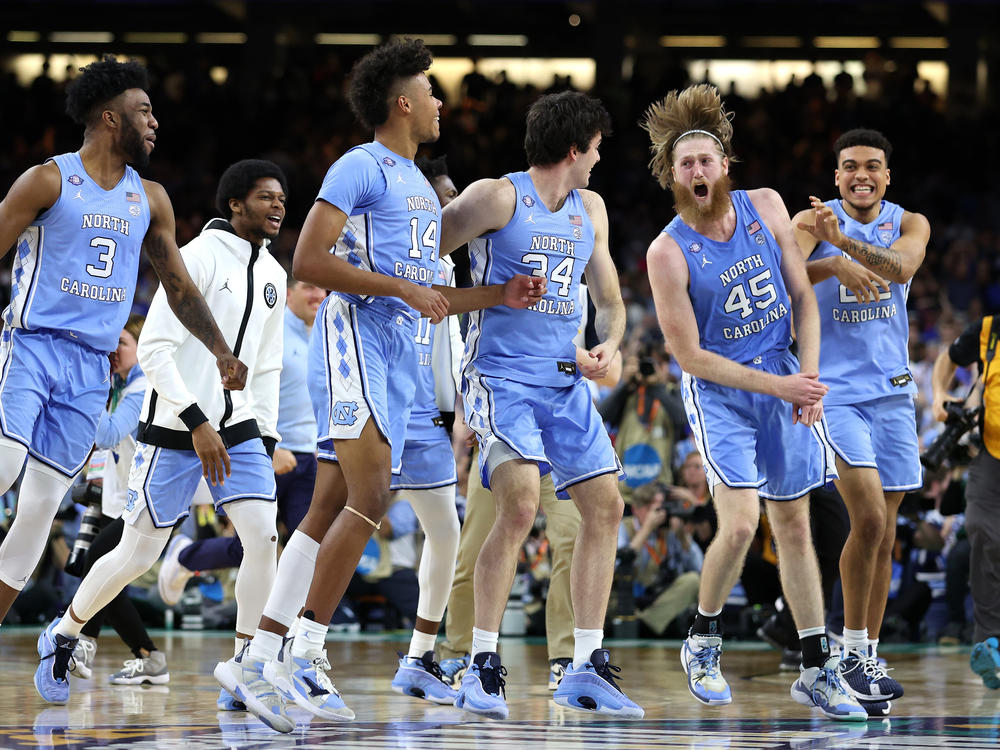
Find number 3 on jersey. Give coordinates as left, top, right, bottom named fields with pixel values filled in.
left=521, top=252, right=574, bottom=297
left=724, top=269, right=777, bottom=318
left=86, top=237, right=117, bottom=279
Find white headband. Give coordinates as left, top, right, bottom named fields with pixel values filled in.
left=674, top=129, right=724, bottom=152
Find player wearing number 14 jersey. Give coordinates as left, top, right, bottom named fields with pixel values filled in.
left=644, top=85, right=864, bottom=721
left=440, top=90, right=642, bottom=720
left=0, top=55, right=243, bottom=626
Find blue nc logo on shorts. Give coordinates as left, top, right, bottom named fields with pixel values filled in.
left=125, top=488, right=138, bottom=512
left=331, top=400, right=359, bottom=426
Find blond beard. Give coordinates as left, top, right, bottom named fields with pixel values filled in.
left=672, top=173, right=733, bottom=226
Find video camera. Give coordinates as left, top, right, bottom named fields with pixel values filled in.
left=920, top=401, right=981, bottom=471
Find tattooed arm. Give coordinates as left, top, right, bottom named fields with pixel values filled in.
left=797, top=195, right=929, bottom=284
left=142, top=180, right=248, bottom=390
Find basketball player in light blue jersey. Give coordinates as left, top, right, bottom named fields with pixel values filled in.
left=643, top=84, right=865, bottom=721
left=793, top=129, right=930, bottom=713
left=440, top=91, right=643, bottom=720
left=0, top=55, right=244, bottom=628
left=221, top=39, right=542, bottom=733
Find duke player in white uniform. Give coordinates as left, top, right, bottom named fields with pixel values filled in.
left=35, top=159, right=288, bottom=705
left=0, top=56, right=244, bottom=631
left=440, top=91, right=643, bottom=720
left=643, top=84, right=865, bottom=721
left=219, top=39, right=542, bottom=734
left=793, top=128, right=929, bottom=713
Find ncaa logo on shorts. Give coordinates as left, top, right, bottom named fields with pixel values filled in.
left=688, top=242, right=701, bottom=253
left=263, top=283, right=278, bottom=308
left=332, top=400, right=359, bottom=426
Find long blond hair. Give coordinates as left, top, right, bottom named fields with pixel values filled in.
left=640, top=84, right=736, bottom=189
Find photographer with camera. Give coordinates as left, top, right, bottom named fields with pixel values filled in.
left=615, top=482, right=702, bottom=637
left=931, top=315, right=1000, bottom=689
left=598, top=346, right=687, bottom=502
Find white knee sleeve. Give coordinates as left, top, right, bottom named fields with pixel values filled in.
left=0, top=457, right=73, bottom=590
left=70, top=508, right=171, bottom=623
left=226, top=499, right=279, bottom=635
left=259, top=529, right=319, bottom=630
left=406, top=485, right=460, bottom=622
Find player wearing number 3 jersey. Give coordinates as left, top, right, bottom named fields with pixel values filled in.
left=0, top=55, right=244, bottom=626
left=644, top=85, right=865, bottom=721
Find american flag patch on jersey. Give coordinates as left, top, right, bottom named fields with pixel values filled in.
left=746, top=220, right=761, bottom=235
left=126, top=192, right=140, bottom=203
left=877, top=221, right=893, bottom=230
left=569, top=214, right=582, bottom=226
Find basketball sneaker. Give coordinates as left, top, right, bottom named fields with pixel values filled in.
left=157, top=534, right=194, bottom=606
left=109, top=651, right=169, bottom=685
left=549, top=657, right=572, bottom=689
left=391, top=651, right=457, bottom=704
left=863, top=699, right=892, bottom=717
left=440, top=654, right=469, bottom=687
left=790, top=655, right=867, bottom=721
left=214, top=643, right=294, bottom=733
left=552, top=649, right=644, bottom=718
left=838, top=647, right=903, bottom=701
left=34, top=619, right=77, bottom=705
left=264, top=642, right=355, bottom=720
left=70, top=635, right=97, bottom=680
left=970, top=637, right=1000, bottom=689
left=217, top=687, right=247, bottom=711
left=680, top=634, right=731, bottom=705
left=454, top=651, right=508, bottom=719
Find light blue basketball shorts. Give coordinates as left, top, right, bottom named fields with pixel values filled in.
left=311, top=296, right=418, bottom=474
left=0, top=326, right=110, bottom=476
left=681, top=349, right=836, bottom=501
left=124, top=438, right=276, bottom=528
left=464, top=365, right=622, bottom=497
left=820, top=395, right=922, bottom=491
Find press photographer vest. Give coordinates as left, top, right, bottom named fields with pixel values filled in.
left=978, top=315, right=1000, bottom=460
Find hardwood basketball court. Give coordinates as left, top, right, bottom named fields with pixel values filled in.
left=1, top=628, right=997, bottom=748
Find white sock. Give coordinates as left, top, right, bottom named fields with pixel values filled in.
left=868, top=638, right=879, bottom=659
left=408, top=629, right=438, bottom=659
left=471, top=627, right=498, bottom=660
left=235, top=637, right=248, bottom=657
left=291, top=616, right=329, bottom=658
left=843, top=627, right=868, bottom=654
left=247, top=629, right=283, bottom=663
left=573, top=628, right=603, bottom=669
left=54, top=616, right=83, bottom=640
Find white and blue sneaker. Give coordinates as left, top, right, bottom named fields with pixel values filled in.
left=553, top=649, right=644, bottom=718
left=34, top=619, right=78, bottom=705
left=838, top=647, right=903, bottom=701
left=214, top=644, right=295, bottom=733
left=391, top=651, right=458, bottom=704
left=217, top=687, right=247, bottom=711
left=454, top=651, right=508, bottom=720
left=791, top=655, right=868, bottom=721
left=264, top=643, right=355, bottom=721
left=970, top=637, right=1000, bottom=689
left=681, top=635, right=732, bottom=705
left=440, top=654, right=469, bottom=687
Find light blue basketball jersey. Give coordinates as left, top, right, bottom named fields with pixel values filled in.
left=663, top=190, right=792, bottom=364
left=810, top=199, right=914, bottom=405
left=408, top=259, right=454, bottom=442
left=465, top=171, right=594, bottom=387
left=317, top=142, right=441, bottom=320
left=5, top=152, right=149, bottom=352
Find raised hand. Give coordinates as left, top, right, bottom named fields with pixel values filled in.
left=797, top=196, right=844, bottom=247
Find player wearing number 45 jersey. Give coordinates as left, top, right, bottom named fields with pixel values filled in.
left=0, top=55, right=245, bottom=627
left=439, top=90, right=643, bottom=720
left=793, top=129, right=929, bottom=713
left=643, top=84, right=864, bottom=721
